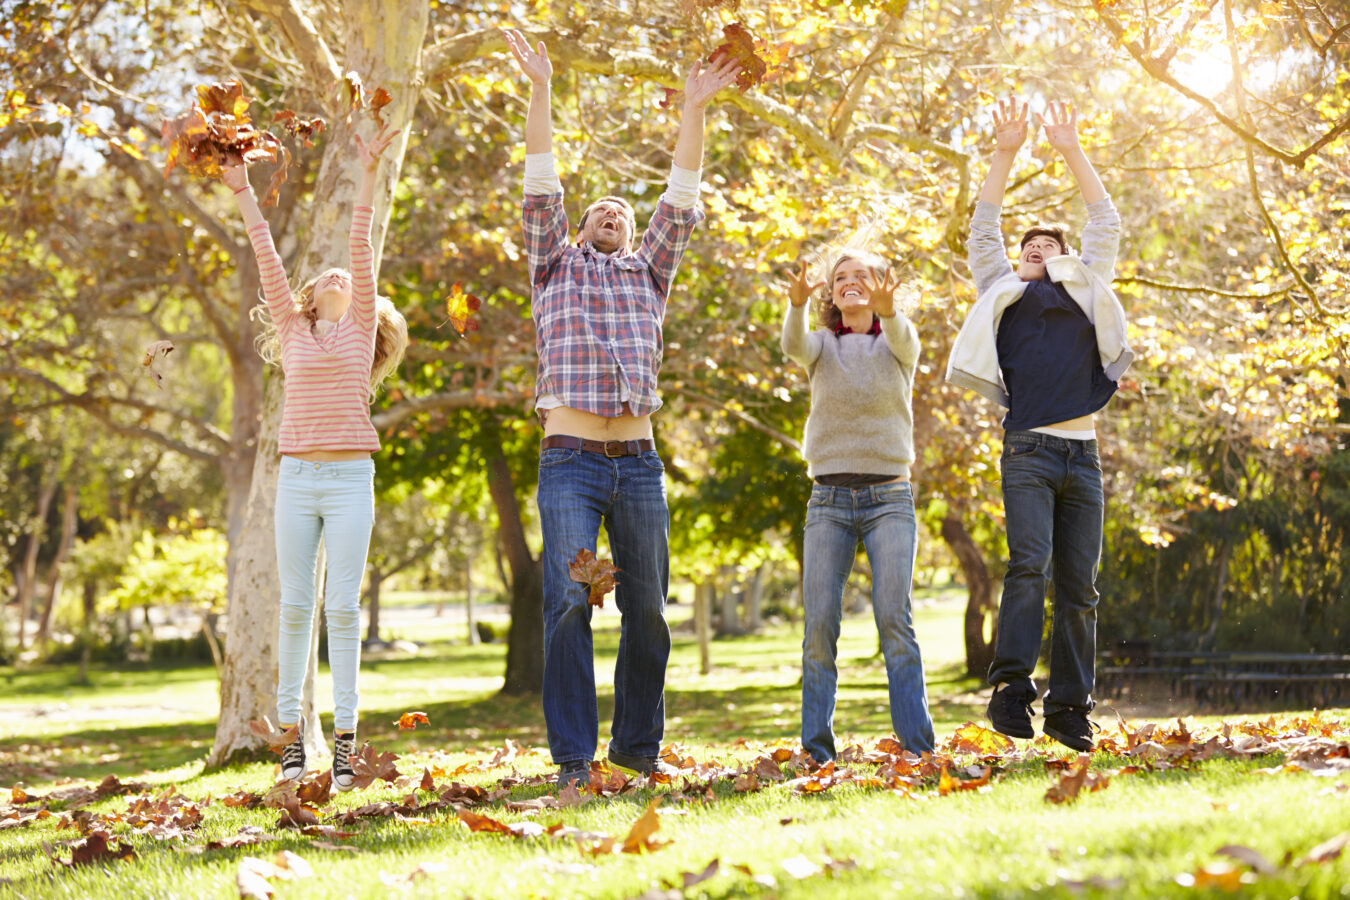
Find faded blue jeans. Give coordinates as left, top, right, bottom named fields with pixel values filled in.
left=536, top=445, right=671, bottom=765
left=274, top=455, right=375, bottom=732
left=801, top=481, right=935, bottom=761
left=988, top=431, right=1103, bottom=716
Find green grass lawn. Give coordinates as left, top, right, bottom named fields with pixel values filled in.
left=2, top=591, right=1348, bottom=899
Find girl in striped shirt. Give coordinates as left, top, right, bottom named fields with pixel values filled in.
left=222, top=124, right=407, bottom=790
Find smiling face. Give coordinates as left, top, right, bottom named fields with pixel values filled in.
left=831, top=257, right=877, bottom=310
left=578, top=198, right=635, bottom=254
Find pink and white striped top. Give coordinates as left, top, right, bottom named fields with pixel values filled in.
left=248, top=206, right=381, bottom=453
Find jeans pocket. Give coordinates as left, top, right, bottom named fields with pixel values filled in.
left=639, top=450, right=664, bottom=472
left=539, top=448, right=576, bottom=468
left=1002, top=442, right=1040, bottom=462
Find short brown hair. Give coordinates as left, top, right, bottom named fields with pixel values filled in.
left=1019, top=224, right=1070, bottom=255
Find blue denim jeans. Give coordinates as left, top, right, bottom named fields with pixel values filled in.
left=801, top=481, right=935, bottom=761
left=274, top=456, right=375, bottom=732
left=536, top=445, right=671, bottom=765
left=988, top=431, right=1103, bottom=716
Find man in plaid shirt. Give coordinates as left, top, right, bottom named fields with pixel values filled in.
left=505, top=28, right=740, bottom=790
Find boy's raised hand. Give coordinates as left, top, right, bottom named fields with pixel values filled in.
left=992, top=95, right=1029, bottom=153
left=1037, top=100, right=1081, bottom=155
left=503, top=27, right=552, bottom=85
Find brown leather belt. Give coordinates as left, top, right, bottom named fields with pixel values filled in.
left=540, top=435, right=656, bottom=458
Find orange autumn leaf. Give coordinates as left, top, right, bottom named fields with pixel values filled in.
left=161, top=80, right=293, bottom=205
left=141, top=339, right=174, bottom=388
left=620, top=798, right=669, bottom=854
left=395, top=711, right=430, bottom=731
left=249, top=717, right=300, bottom=755
left=1044, top=753, right=1111, bottom=804
left=347, top=743, right=400, bottom=790
left=568, top=548, right=619, bottom=608
left=708, top=22, right=768, bottom=92
left=946, top=722, right=1015, bottom=757
left=445, top=282, right=482, bottom=335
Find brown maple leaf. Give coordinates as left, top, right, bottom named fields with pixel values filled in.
left=458, top=808, right=515, bottom=835
left=568, top=548, right=620, bottom=608
left=249, top=717, right=300, bottom=754
left=347, top=743, right=400, bottom=790
left=272, top=110, right=326, bottom=147
left=1044, top=753, right=1111, bottom=804
left=620, top=798, right=670, bottom=854
left=61, top=829, right=137, bottom=867
left=708, top=22, right=768, bottom=92
left=295, top=771, right=332, bottom=806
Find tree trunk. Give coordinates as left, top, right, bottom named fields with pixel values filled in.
left=77, top=578, right=97, bottom=685
left=716, top=568, right=741, bottom=637
left=366, top=570, right=383, bottom=645
left=694, top=582, right=712, bottom=675
left=489, top=450, right=543, bottom=695
left=36, top=483, right=78, bottom=645
left=18, top=473, right=58, bottom=650
left=208, top=374, right=287, bottom=768
left=207, top=0, right=429, bottom=767
left=1201, top=541, right=1232, bottom=649
left=741, top=564, right=764, bottom=633
left=941, top=513, right=997, bottom=678
left=465, top=550, right=477, bottom=646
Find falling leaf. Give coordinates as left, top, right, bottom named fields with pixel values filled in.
left=619, top=798, right=669, bottom=854
left=140, top=340, right=174, bottom=388
left=347, top=743, right=400, bottom=790
left=443, top=282, right=482, bottom=335
left=272, top=110, right=325, bottom=147
left=395, top=711, right=431, bottom=731
left=249, top=718, right=300, bottom=755
left=568, top=548, right=620, bottom=608
left=708, top=23, right=769, bottom=92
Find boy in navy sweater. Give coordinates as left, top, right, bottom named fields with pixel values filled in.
left=947, top=97, right=1133, bottom=750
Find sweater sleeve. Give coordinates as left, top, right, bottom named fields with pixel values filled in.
left=246, top=221, right=297, bottom=330
left=968, top=200, right=1015, bottom=297
left=1078, top=195, right=1121, bottom=283
left=781, top=302, right=824, bottom=368
left=348, top=205, right=378, bottom=332
left=879, top=312, right=919, bottom=371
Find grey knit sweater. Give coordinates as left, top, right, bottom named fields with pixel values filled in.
left=781, top=303, right=920, bottom=479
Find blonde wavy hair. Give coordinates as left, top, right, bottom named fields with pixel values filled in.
left=251, top=270, right=409, bottom=401
left=812, top=248, right=920, bottom=331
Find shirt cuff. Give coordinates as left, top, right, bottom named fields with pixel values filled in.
left=660, top=163, right=702, bottom=209
left=524, top=152, right=562, bottom=195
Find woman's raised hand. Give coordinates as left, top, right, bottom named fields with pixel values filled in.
left=787, top=260, right=823, bottom=308
left=221, top=163, right=249, bottom=193
left=354, top=123, right=400, bottom=173
left=503, top=28, right=552, bottom=86
left=865, top=268, right=902, bottom=318
left=1037, top=100, right=1081, bottom=155
left=992, top=94, right=1029, bottom=153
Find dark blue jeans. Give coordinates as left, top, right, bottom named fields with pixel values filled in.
left=536, top=444, right=671, bottom=765
left=988, top=431, right=1103, bottom=715
left=801, top=481, right=935, bottom=761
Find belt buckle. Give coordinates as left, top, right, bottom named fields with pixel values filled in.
left=603, top=440, right=625, bottom=458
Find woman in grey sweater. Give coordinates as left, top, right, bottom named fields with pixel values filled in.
left=782, top=252, right=936, bottom=762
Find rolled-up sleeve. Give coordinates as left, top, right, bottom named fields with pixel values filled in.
left=634, top=199, right=705, bottom=297
left=523, top=191, right=569, bottom=288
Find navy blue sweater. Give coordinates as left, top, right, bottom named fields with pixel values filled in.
left=995, top=277, right=1117, bottom=431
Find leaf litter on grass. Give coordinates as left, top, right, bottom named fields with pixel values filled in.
left=5, top=712, right=1350, bottom=894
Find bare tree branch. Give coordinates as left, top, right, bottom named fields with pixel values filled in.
left=235, top=0, right=343, bottom=107
left=670, top=387, right=802, bottom=453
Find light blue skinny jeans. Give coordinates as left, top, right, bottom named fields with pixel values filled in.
left=274, top=455, right=374, bottom=732
left=801, top=481, right=936, bottom=760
